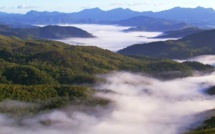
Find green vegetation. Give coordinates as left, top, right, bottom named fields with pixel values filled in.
left=118, top=29, right=215, bottom=59
left=183, top=61, right=214, bottom=72
left=0, top=24, right=94, bottom=39
left=0, top=35, right=213, bottom=117
left=186, top=115, right=215, bottom=134
left=0, top=35, right=211, bottom=85
left=0, top=84, right=109, bottom=116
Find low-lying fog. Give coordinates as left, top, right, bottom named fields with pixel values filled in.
left=176, top=55, right=215, bottom=66
left=56, top=24, right=176, bottom=51
left=2, top=56, right=215, bottom=134
left=188, top=55, right=215, bottom=66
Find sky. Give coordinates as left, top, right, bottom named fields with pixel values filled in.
left=0, top=0, right=215, bottom=14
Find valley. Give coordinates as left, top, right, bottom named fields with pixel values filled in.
left=1, top=3, right=215, bottom=134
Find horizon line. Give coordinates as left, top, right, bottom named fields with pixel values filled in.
left=1, top=6, right=214, bottom=15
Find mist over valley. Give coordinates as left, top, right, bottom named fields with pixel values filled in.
left=1, top=2, right=215, bottom=134
left=54, top=24, right=175, bottom=51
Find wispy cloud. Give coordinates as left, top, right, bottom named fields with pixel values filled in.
left=0, top=6, right=6, bottom=9
left=17, top=4, right=37, bottom=9
left=110, top=1, right=161, bottom=7
left=111, top=2, right=144, bottom=7
left=1, top=71, right=215, bottom=134
left=81, top=6, right=95, bottom=10
left=143, top=1, right=162, bottom=7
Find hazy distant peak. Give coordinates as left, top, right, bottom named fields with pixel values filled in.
left=109, top=7, right=128, bottom=11
left=25, top=10, right=63, bottom=16
left=26, top=10, right=38, bottom=14
left=81, top=7, right=103, bottom=12
left=167, top=6, right=214, bottom=11
left=196, top=6, right=214, bottom=10
left=0, top=11, right=8, bottom=15
left=108, top=7, right=137, bottom=12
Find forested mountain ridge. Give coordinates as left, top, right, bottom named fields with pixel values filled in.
left=0, top=24, right=94, bottom=39
left=118, top=29, right=215, bottom=59
left=0, top=35, right=214, bottom=86
left=0, top=34, right=214, bottom=118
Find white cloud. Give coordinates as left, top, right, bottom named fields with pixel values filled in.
left=111, top=2, right=144, bottom=7
left=1, top=71, right=215, bottom=134
left=54, top=24, right=174, bottom=51
left=143, top=1, right=162, bottom=7
left=0, top=6, right=6, bottom=9
left=17, top=4, right=37, bottom=9
left=186, top=55, right=215, bottom=66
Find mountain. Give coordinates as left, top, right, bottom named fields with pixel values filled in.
left=4, top=7, right=215, bottom=31
left=118, top=29, right=215, bottom=59
left=0, top=35, right=213, bottom=86
left=1, top=7, right=215, bottom=28
left=0, top=8, right=142, bottom=25
left=0, top=34, right=213, bottom=118
left=71, top=8, right=142, bottom=21
left=0, top=7, right=193, bottom=32
left=155, top=27, right=204, bottom=38
left=119, top=16, right=192, bottom=32
left=0, top=24, right=94, bottom=39
left=142, top=6, right=215, bottom=28
left=26, top=8, right=142, bottom=21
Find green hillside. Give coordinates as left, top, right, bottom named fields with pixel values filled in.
left=0, top=24, right=94, bottom=39
left=118, top=29, right=215, bottom=59
left=0, top=35, right=213, bottom=116
left=0, top=35, right=208, bottom=85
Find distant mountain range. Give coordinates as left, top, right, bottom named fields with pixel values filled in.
left=142, top=6, right=215, bottom=28
left=0, top=24, right=94, bottom=39
left=118, top=29, right=215, bottom=59
left=120, top=16, right=191, bottom=32
left=1, top=6, right=215, bottom=30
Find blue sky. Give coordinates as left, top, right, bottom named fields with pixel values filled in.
left=1, top=0, right=215, bottom=13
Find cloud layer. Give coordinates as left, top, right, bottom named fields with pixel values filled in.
left=1, top=70, right=215, bottom=134
left=55, top=24, right=175, bottom=51
left=189, top=55, right=215, bottom=66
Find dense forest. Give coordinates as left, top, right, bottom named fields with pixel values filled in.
left=0, top=35, right=213, bottom=86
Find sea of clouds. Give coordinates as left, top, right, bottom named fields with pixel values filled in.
left=1, top=26, right=215, bottom=133
left=56, top=24, right=176, bottom=51
left=1, top=70, right=215, bottom=134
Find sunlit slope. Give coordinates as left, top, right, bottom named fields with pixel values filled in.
left=0, top=35, right=213, bottom=85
